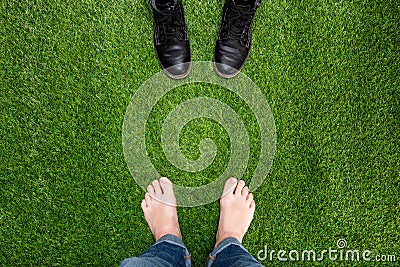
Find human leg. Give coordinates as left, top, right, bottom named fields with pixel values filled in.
left=206, top=178, right=263, bottom=267
left=206, top=237, right=263, bottom=267
left=121, top=234, right=191, bottom=267
left=120, top=177, right=191, bottom=267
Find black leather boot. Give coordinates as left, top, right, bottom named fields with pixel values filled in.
left=152, top=0, right=191, bottom=79
left=214, top=0, right=260, bottom=78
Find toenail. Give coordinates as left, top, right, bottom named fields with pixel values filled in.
left=160, top=177, right=171, bottom=184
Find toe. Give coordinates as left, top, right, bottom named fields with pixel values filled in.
left=250, top=200, right=256, bottom=210
left=147, top=184, right=155, bottom=196
left=145, top=192, right=152, bottom=203
left=152, top=180, right=162, bottom=195
left=246, top=192, right=254, bottom=203
left=242, top=186, right=249, bottom=197
left=222, top=177, right=237, bottom=197
left=234, top=180, right=246, bottom=195
left=160, top=177, right=173, bottom=195
left=141, top=199, right=147, bottom=209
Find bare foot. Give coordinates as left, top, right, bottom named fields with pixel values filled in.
left=215, top=178, right=256, bottom=246
left=141, top=177, right=182, bottom=241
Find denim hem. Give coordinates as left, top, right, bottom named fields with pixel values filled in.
left=156, top=234, right=185, bottom=248
left=156, top=234, right=191, bottom=267
left=206, top=237, right=248, bottom=267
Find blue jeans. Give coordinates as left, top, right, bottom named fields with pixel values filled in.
left=120, top=234, right=263, bottom=267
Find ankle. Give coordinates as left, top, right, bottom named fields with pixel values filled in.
left=216, top=231, right=243, bottom=247
left=156, top=229, right=182, bottom=241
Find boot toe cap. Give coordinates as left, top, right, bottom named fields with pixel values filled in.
left=214, top=62, right=240, bottom=78
left=164, top=62, right=191, bottom=79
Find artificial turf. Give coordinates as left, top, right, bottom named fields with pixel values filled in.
left=1, top=0, right=399, bottom=266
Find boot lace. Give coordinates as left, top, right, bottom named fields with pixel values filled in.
left=155, top=4, right=186, bottom=41
left=220, top=4, right=255, bottom=41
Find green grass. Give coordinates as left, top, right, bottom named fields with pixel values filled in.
left=1, top=0, right=399, bottom=266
